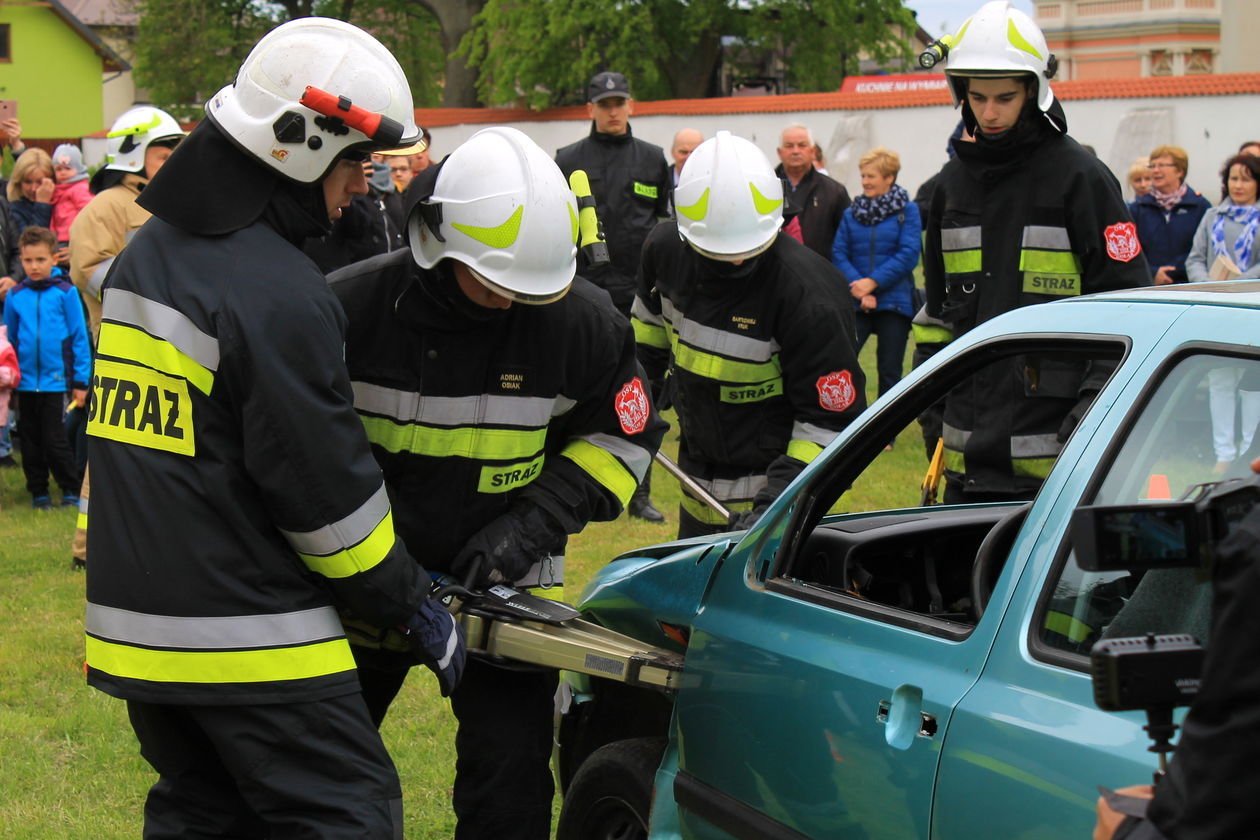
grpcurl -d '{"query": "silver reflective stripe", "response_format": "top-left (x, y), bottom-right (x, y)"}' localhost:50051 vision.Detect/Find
top-left (694, 473), bottom-right (768, 502)
top-left (79, 495), bottom-right (89, 514)
top-left (791, 421), bottom-right (838, 447)
top-left (584, 432), bottom-right (653, 481)
top-left (281, 483), bottom-right (390, 557)
top-left (942, 423), bottom-right (970, 450)
top-left (941, 226), bottom-right (982, 251)
top-left (630, 296), bottom-right (664, 327)
top-left (1011, 432), bottom-right (1062, 458)
top-left (86, 602), bottom-right (343, 649)
top-left (103, 289), bottom-right (221, 371)
top-left (1022, 225), bottom-right (1072, 250)
top-left (86, 256), bottom-right (114, 299)
top-left (352, 382), bottom-right (555, 428)
top-left (661, 298), bottom-right (779, 362)
top-left (515, 555), bottom-right (564, 589)
top-left (551, 395), bottom-right (577, 417)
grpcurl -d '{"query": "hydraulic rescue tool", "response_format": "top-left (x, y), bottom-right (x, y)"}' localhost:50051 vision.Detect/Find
top-left (430, 571), bottom-right (684, 691)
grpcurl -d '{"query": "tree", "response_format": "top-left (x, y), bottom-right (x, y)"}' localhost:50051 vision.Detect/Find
top-left (458, 0), bottom-right (917, 109)
top-left (131, 0), bottom-right (275, 119)
top-left (410, 0), bottom-right (488, 107)
top-left (131, 0), bottom-right (448, 114)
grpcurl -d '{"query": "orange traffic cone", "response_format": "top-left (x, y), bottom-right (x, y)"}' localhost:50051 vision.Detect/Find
top-left (1145, 474), bottom-right (1171, 500)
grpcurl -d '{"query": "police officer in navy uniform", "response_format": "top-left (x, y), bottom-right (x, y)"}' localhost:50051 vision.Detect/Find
top-left (923, 1), bottom-right (1150, 504)
top-left (331, 126), bottom-right (666, 840)
top-left (83, 20), bottom-right (464, 838)
top-left (556, 70), bottom-right (672, 523)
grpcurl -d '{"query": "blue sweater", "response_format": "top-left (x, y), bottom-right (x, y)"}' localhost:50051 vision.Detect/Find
top-left (831, 201), bottom-right (922, 317)
top-left (1131, 186), bottom-right (1212, 283)
top-left (2, 268), bottom-right (91, 392)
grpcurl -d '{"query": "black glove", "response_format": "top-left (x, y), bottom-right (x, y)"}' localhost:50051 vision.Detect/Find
top-left (1058, 390), bottom-right (1098, 443)
top-left (401, 598), bottom-right (467, 697)
top-left (727, 507), bottom-right (765, 531)
top-left (450, 504), bottom-right (562, 588)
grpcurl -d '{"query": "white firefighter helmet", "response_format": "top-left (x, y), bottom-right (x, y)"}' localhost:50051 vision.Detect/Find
top-left (944, 0), bottom-right (1056, 112)
top-left (206, 17), bottom-right (423, 183)
top-left (410, 126), bottom-right (578, 305)
top-left (102, 106), bottom-right (184, 174)
top-left (674, 130), bottom-right (782, 262)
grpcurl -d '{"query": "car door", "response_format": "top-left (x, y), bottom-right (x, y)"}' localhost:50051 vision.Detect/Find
top-left (668, 322), bottom-right (1134, 839)
top-left (933, 303), bottom-right (1260, 838)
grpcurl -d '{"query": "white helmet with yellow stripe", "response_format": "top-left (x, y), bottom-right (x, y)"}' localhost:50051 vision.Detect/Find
top-left (410, 126), bottom-right (578, 304)
top-left (674, 130), bottom-right (782, 262)
top-left (943, 0), bottom-right (1057, 112)
top-left (102, 106), bottom-right (184, 174)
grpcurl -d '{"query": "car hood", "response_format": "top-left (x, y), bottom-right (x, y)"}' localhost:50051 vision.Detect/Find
top-left (575, 533), bottom-right (739, 653)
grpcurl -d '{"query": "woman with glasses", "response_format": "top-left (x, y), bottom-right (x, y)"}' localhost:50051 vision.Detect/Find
top-left (1186, 154), bottom-right (1260, 473)
top-left (1131, 145), bottom-right (1212, 285)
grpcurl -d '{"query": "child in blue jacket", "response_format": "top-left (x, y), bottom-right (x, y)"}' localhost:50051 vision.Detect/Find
top-left (3, 226), bottom-right (90, 508)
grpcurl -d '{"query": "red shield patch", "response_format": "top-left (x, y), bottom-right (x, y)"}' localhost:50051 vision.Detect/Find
top-left (1104, 222), bottom-right (1141, 263)
top-left (615, 377), bottom-right (649, 435)
top-left (816, 370), bottom-right (856, 413)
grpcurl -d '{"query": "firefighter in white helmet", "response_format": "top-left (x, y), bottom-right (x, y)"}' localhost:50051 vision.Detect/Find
top-left (922, 0), bottom-right (1150, 504)
top-left (83, 18), bottom-right (464, 837)
top-left (632, 130), bottom-right (865, 538)
top-left (330, 125), bottom-right (666, 840)
top-left (67, 106), bottom-right (187, 570)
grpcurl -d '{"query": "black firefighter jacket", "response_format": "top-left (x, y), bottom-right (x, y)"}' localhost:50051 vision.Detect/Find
top-left (923, 100), bottom-right (1150, 495)
top-left (632, 223), bottom-right (865, 519)
top-left (84, 216), bottom-right (427, 705)
top-left (330, 251), bottom-right (667, 587)
top-left (556, 125), bottom-right (672, 314)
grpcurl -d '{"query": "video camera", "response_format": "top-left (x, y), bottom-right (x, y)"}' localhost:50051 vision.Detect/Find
top-left (1072, 471), bottom-right (1260, 575)
top-left (1068, 472), bottom-right (1260, 780)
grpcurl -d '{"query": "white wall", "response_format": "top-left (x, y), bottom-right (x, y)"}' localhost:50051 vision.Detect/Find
top-left (425, 91), bottom-right (1260, 204)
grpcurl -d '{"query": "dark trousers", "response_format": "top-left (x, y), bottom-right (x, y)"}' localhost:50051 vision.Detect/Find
top-left (16, 391), bottom-right (81, 497)
top-left (126, 694), bottom-right (403, 839)
top-left (854, 310), bottom-right (912, 398)
top-left (354, 650), bottom-right (558, 840)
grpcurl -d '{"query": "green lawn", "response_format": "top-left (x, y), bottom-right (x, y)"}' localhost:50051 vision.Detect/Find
top-left (0, 339), bottom-right (924, 837)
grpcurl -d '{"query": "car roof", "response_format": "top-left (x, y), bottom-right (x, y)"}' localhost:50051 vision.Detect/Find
top-left (1078, 279), bottom-right (1260, 308)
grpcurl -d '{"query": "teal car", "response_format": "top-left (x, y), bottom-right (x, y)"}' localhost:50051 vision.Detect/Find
top-left (554, 282), bottom-right (1257, 839)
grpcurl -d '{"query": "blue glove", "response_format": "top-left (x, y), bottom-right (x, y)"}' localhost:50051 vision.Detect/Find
top-left (401, 598), bottom-right (467, 697)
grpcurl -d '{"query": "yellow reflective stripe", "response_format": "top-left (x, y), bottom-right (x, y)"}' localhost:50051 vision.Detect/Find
top-left (1044, 610), bottom-right (1092, 643)
top-left (1019, 249), bottom-right (1081, 275)
top-left (361, 414), bottom-right (546, 460)
top-left (98, 322), bottom-right (214, 395)
top-left (525, 585), bottom-right (568, 603)
top-left (913, 323), bottom-right (953, 344)
top-left (1012, 456), bottom-right (1056, 479)
top-left (787, 439), bottom-right (824, 464)
top-left (107, 111), bottom-right (163, 138)
top-left (672, 341), bottom-right (781, 383)
top-left (478, 455), bottom-right (545, 494)
top-left (77, 512), bottom-right (88, 531)
top-left (720, 378), bottom-right (782, 404)
top-left (943, 250), bottom-right (982, 274)
top-left (749, 183), bottom-right (782, 214)
top-left (681, 493), bottom-right (752, 526)
top-left (85, 635), bottom-right (355, 683)
top-left (1008, 18), bottom-right (1044, 59)
top-left (561, 439), bottom-right (637, 506)
top-left (633, 182), bottom-right (659, 199)
top-left (632, 317), bottom-right (670, 349)
top-left (451, 205), bottom-right (524, 249)
top-left (676, 188), bottom-right (709, 222)
top-left (1023, 273), bottom-right (1080, 296)
top-left (298, 509), bottom-right (396, 579)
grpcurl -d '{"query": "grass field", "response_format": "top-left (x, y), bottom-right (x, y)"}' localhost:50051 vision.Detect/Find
top-left (0, 341), bottom-right (924, 838)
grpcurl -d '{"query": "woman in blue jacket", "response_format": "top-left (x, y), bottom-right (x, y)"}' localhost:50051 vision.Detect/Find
top-left (832, 146), bottom-right (921, 409)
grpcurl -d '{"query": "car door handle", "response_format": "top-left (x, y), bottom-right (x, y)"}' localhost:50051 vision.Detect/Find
top-left (876, 684), bottom-right (938, 749)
